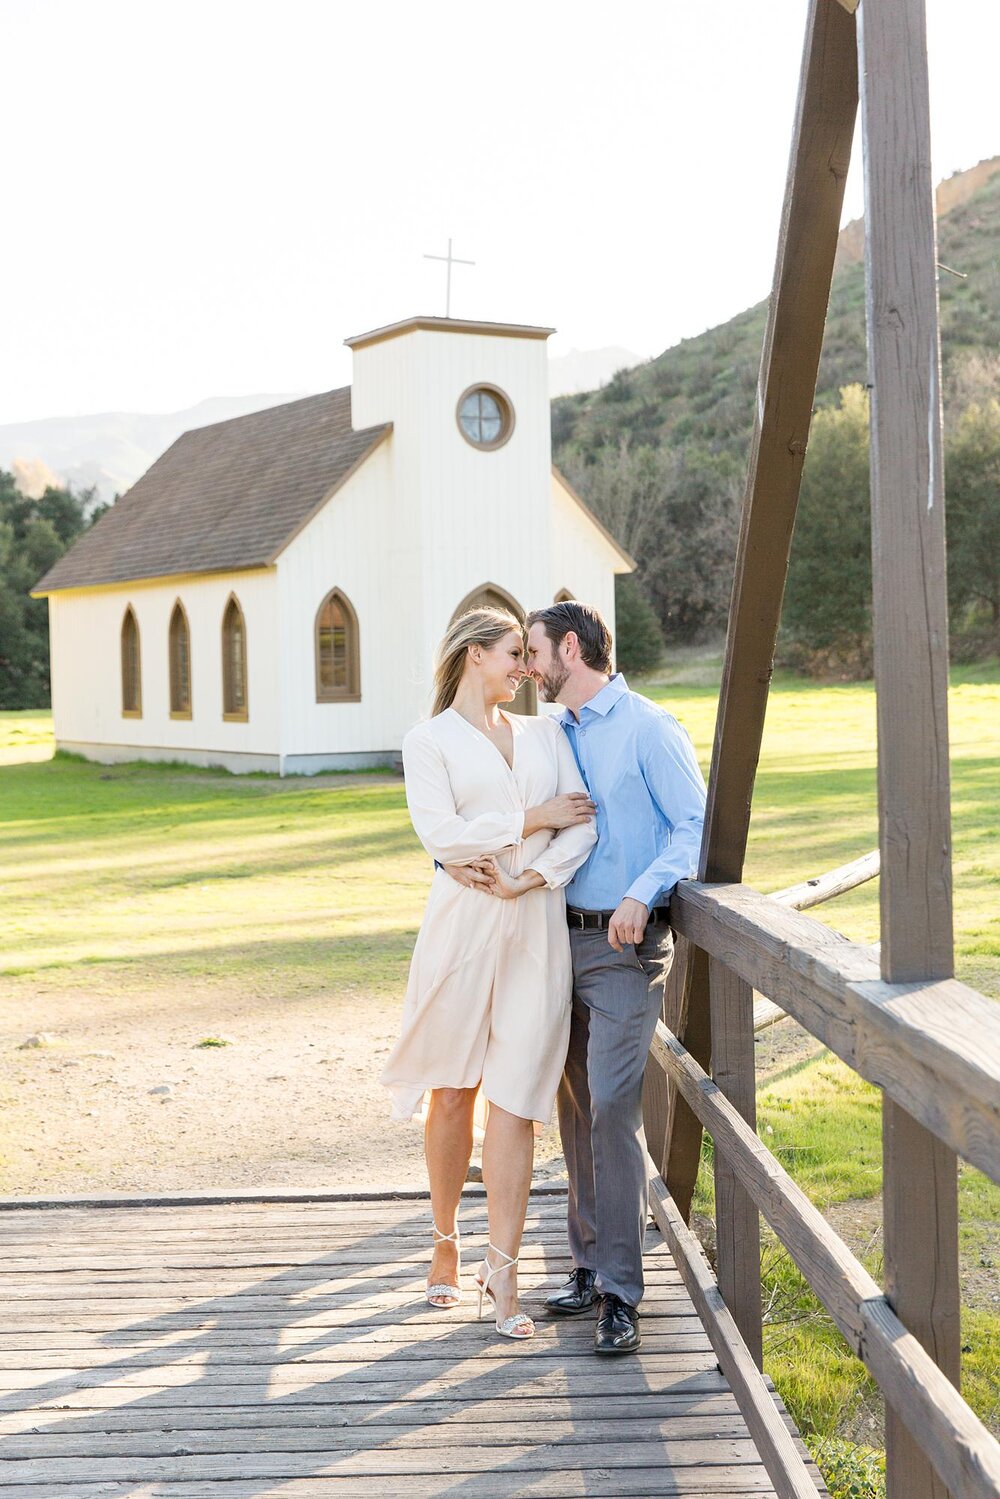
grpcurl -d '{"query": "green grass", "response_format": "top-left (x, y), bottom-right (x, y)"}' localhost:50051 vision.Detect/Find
top-left (1, 666), bottom-right (998, 1479)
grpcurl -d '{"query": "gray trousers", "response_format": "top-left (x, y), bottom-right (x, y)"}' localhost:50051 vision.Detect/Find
top-left (557, 925), bottom-right (674, 1307)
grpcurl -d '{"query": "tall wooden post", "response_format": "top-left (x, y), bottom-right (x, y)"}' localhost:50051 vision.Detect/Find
top-left (664, 0), bottom-right (858, 1219)
top-left (858, 2), bottom-right (961, 1495)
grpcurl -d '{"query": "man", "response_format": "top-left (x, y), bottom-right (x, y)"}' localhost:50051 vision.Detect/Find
top-left (525, 600), bottom-right (706, 1356)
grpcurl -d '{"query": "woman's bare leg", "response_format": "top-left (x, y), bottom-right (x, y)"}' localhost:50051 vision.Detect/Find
top-left (424, 1087), bottom-right (477, 1298)
top-left (480, 1102), bottom-right (535, 1325)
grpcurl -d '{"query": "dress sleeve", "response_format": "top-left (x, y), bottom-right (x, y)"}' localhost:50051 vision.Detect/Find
top-left (526, 724), bottom-right (599, 890)
top-left (403, 726), bottom-right (524, 866)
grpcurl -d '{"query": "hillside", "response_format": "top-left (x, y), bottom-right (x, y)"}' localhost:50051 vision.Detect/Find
top-left (0, 395), bottom-right (301, 506)
top-left (552, 158), bottom-right (1000, 469)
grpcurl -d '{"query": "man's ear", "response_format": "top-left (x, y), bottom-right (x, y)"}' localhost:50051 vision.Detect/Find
top-left (561, 630), bottom-right (580, 661)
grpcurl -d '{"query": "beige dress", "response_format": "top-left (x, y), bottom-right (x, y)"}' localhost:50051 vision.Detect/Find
top-left (381, 708), bottom-right (598, 1124)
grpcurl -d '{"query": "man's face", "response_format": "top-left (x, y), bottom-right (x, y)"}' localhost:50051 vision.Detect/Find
top-left (527, 622), bottom-right (571, 703)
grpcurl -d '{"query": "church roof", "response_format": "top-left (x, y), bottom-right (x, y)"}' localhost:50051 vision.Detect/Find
top-left (34, 388), bottom-right (391, 594)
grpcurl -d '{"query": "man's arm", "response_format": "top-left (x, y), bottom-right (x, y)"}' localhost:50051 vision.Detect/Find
top-left (606, 714), bottom-right (707, 951)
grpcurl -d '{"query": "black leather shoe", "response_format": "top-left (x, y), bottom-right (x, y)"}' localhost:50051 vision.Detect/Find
top-left (594, 1293), bottom-right (641, 1355)
top-left (545, 1267), bottom-right (598, 1316)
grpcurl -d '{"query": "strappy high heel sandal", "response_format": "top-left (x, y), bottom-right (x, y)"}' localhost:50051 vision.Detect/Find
top-left (475, 1243), bottom-right (535, 1340)
top-left (425, 1225), bottom-right (463, 1308)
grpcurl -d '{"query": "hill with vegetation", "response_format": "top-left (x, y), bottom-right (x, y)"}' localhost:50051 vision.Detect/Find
top-left (554, 159), bottom-right (1000, 668)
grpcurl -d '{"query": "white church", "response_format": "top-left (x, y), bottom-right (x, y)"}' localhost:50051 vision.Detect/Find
top-left (35, 316), bottom-right (633, 774)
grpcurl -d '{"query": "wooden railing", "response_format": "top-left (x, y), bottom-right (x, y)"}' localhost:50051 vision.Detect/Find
top-left (638, 4), bottom-right (1000, 1496)
top-left (644, 879), bottom-right (1000, 1499)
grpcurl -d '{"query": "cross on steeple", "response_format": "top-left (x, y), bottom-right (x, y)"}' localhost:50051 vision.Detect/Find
top-left (423, 238), bottom-right (475, 318)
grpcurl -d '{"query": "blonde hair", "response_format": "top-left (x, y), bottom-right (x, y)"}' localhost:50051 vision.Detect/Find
top-left (431, 607), bottom-right (523, 717)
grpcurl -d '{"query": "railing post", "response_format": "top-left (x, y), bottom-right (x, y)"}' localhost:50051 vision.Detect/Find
top-left (710, 957), bottom-right (762, 1368)
top-left (858, 2), bottom-right (961, 1495)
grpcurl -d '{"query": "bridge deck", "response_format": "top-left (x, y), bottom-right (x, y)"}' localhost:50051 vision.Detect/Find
top-left (0, 1190), bottom-right (825, 1497)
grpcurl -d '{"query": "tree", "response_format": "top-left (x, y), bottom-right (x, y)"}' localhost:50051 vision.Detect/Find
top-left (946, 398), bottom-right (1000, 634)
top-left (563, 437), bottom-right (742, 643)
top-left (614, 574), bottom-right (665, 675)
top-left (0, 470), bottom-right (98, 709)
top-left (781, 385), bottom-right (872, 675)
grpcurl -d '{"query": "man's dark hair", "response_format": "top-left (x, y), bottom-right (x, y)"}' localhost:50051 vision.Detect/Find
top-left (526, 600), bottom-right (613, 674)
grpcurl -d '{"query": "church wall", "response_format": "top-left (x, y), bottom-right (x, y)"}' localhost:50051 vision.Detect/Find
top-left (48, 569), bottom-right (282, 771)
top-left (550, 475), bottom-right (623, 659)
top-left (353, 327), bottom-right (555, 660)
top-left (275, 438), bottom-right (420, 765)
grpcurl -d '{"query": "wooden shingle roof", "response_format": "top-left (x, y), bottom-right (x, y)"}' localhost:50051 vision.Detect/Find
top-left (34, 388), bottom-right (390, 594)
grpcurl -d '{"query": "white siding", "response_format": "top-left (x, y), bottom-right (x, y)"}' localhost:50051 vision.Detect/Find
top-left (550, 473), bottom-right (628, 659)
top-left (48, 569), bottom-right (280, 768)
top-left (276, 438), bottom-right (421, 759)
top-left (352, 329), bottom-right (554, 658)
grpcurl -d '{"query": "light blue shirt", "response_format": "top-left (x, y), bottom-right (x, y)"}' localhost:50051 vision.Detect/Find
top-left (560, 674), bottom-right (707, 912)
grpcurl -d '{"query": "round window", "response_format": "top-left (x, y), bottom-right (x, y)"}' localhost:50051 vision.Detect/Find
top-left (456, 385), bottom-right (514, 450)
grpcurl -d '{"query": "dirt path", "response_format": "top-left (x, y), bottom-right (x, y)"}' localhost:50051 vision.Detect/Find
top-left (0, 975), bottom-right (567, 1198)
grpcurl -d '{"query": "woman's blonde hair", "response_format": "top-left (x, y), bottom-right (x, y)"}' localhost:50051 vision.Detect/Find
top-left (431, 607), bottom-right (523, 717)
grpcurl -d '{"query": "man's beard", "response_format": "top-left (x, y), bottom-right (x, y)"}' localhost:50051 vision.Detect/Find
top-left (535, 660), bottom-right (570, 702)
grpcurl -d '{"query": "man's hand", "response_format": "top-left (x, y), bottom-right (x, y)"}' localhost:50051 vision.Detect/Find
top-left (607, 897), bottom-right (649, 952)
top-left (442, 859), bottom-right (494, 892)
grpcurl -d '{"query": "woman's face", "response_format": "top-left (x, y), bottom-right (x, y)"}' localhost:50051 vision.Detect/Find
top-left (476, 630), bottom-right (526, 704)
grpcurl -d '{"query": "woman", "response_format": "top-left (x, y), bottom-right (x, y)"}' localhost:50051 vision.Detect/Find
top-left (380, 607), bottom-right (597, 1339)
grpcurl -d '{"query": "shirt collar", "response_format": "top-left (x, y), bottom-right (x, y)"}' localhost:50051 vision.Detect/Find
top-left (560, 673), bottom-right (629, 726)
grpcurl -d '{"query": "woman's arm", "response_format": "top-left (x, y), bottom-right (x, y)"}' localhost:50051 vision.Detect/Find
top-left (403, 728), bottom-right (524, 865)
top-left (521, 791), bottom-right (595, 839)
top-left (524, 728), bottom-right (599, 889)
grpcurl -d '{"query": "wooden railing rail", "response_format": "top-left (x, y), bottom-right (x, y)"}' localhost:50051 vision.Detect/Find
top-left (754, 850), bottom-right (881, 1031)
top-left (670, 881), bottom-right (1000, 1186)
top-left (647, 1020), bottom-right (1000, 1499)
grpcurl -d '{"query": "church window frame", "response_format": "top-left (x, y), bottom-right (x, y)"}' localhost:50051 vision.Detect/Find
top-left (450, 582), bottom-right (536, 716)
top-left (120, 605), bottom-right (142, 719)
top-left (315, 588), bottom-right (361, 703)
top-left (455, 383), bottom-right (515, 451)
top-left (221, 594), bottom-right (249, 722)
top-left (554, 587), bottom-right (576, 604)
top-left (168, 599), bottom-right (193, 720)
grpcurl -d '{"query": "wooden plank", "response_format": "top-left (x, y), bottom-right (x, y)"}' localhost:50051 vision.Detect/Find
top-left (666, 0), bottom-right (859, 1217)
top-left (647, 1172), bottom-right (823, 1499)
top-left (859, 0), bottom-right (960, 1495)
top-left (0, 1413), bottom-right (780, 1458)
top-left (670, 881), bottom-right (1000, 1184)
top-left (709, 957), bottom-right (762, 1367)
top-left (650, 1020), bottom-right (1000, 1499)
top-left (0, 1473), bottom-right (788, 1497)
top-left (0, 1393), bottom-right (745, 1437)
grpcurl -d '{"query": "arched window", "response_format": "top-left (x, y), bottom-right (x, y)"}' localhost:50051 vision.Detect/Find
top-left (316, 589), bottom-right (360, 702)
top-left (450, 583), bottom-right (536, 716)
top-left (168, 601), bottom-right (192, 718)
top-left (555, 588), bottom-right (575, 603)
top-left (120, 606), bottom-right (141, 718)
top-left (221, 595), bottom-right (248, 721)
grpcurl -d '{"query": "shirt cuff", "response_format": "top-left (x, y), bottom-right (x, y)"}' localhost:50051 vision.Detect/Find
top-left (526, 859), bottom-right (559, 890)
top-left (625, 874), bottom-right (664, 910)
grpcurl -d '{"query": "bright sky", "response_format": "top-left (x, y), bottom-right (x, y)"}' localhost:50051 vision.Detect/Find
top-left (3, 0), bottom-right (997, 423)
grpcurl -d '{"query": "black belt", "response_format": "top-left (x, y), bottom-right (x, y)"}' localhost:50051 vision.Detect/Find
top-left (566, 906), bottom-right (671, 931)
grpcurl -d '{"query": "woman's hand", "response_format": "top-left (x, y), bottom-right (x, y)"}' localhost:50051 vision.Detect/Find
top-left (441, 858), bottom-right (495, 892)
top-left (523, 792), bottom-right (596, 836)
top-left (484, 859), bottom-right (546, 900)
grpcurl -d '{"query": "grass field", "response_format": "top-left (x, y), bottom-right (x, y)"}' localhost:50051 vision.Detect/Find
top-left (1, 661), bottom-right (997, 1488)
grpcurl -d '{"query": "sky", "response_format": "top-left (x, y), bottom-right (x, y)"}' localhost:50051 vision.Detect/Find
top-left (2, 0), bottom-right (998, 423)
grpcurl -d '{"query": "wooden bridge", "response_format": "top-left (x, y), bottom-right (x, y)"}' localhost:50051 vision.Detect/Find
top-left (3, 2), bottom-right (1000, 1497)
top-left (0, 1187), bottom-right (826, 1498)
